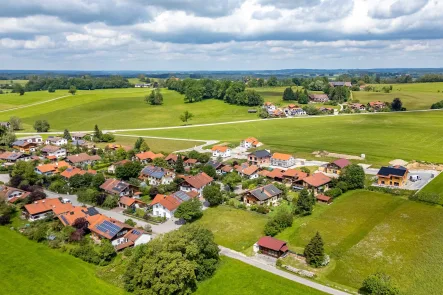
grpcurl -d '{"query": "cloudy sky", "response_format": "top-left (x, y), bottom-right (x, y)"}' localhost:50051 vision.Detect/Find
top-left (1, 0), bottom-right (442, 71)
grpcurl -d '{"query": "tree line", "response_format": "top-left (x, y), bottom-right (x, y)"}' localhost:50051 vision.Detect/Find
top-left (165, 78), bottom-right (264, 106)
top-left (24, 76), bottom-right (132, 91)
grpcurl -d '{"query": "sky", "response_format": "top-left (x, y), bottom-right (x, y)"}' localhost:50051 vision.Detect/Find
top-left (1, 0), bottom-right (443, 71)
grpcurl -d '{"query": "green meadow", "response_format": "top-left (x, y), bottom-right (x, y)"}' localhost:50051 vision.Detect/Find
top-left (0, 227), bottom-right (128, 295)
top-left (195, 256), bottom-right (326, 295)
top-left (119, 110), bottom-right (443, 166)
top-left (420, 172), bottom-right (443, 195)
top-left (0, 79), bottom-right (28, 85)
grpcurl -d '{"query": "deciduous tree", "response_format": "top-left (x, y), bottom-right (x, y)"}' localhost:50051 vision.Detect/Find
top-left (174, 198), bottom-right (203, 222)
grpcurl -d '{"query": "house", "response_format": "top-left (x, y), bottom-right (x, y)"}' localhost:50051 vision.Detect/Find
top-left (12, 140), bottom-right (38, 153)
top-left (271, 109), bottom-right (285, 117)
top-left (323, 158), bottom-right (351, 175)
top-left (17, 135), bottom-right (43, 145)
top-left (180, 172), bottom-right (213, 196)
top-left (256, 236), bottom-right (289, 258)
top-left (134, 151), bottom-right (164, 163)
top-left (271, 153), bottom-right (295, 168)
top-left (23, 198), bottom-right (73, 221)
top-left (150, 194), bottom-right (182, 219)
top-left (139, 165), bottom-right (176, 185)
top-left (0, 151), bottom-right (31, 162)
top-left (349, 103), bottom-right (366, 111)
top-left (0, 185), bottom-right (30, 203)
top-left (240, 137), bottom-right (262, 149)
top-left (45, 136), bottom-right (68, 146)
top-left (89, 215), bottom-right (134, 248)
top-left (309, 94), bottom-right (329, 103)
top-left (316, 194), bottom-right (332, 204)
top-left (118, 196), bottom-right (147, 210)
top-left (303, 172), bottom-right (331, 195)
top-left (282, 169), bottom-right (308, 185)
top-left (41, 145), bottom-right (67, 159)
top-left (100, 179), bottom-right (133, 197)
top-left (165, 153), bottom-right (179, 165)
top-left (114, 228), bottom-right (151, 251)
top-left (211, 145), bottom-right (231, 158)
top-left (57, 206), bottom-right (100, 226)
top-left (248, 150), bottom-right (272, 166)
top-left (184, 158), bottom-right (198, 168)
top-left (35, 161), bottom-right (70, 176)
top-left (106, 144), bottom-right (132, 152)
top-left (207, 160), bottom-right (224, 175)
top-left (107, 159), bottom-right (130, 174)
top-left (60, 167), bottom-right (97, 180)
top-left (71, 132), bottom-right (88, 141)
top-left (266, 168), bottom-right (285, 181)
top-left (286, 107), bottom-right (307, 116)
top-left (329, 81), bottom-right (352, 87)
top-left (368, 101), bottom-right (387, 110)
top-left (67, 153), bottom-right (101, 166)
top-left (236, 163), bottom-right (259, 179)
top-left (243, 184), bottom-right (283, 206)
top-left (318, 107), bottom-right (334, 114)
top-left (263, 102), bottom-right (276, 113)
top-left (220, 165), bottom-right (234, 174)
top-left (377, 166), bottom-right (409, 187)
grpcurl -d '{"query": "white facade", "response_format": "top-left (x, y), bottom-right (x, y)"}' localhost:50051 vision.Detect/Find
top-left (152, 203), bottom-right (174, 219)
top-left (271, 157), bottom-right (296, 168)
top-left (18, 136), bottom-right (43, 144)
top-left (45, 137), bottom-right (68, 146)
top-left (212, 148), bottom-right (231, 158)
top-left (47, 148), bottom-right (67, 159)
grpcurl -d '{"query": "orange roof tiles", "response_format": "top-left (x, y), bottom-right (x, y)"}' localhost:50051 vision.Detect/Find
top-left (303, 173), bottom-right (331, 187)
top-left (283, 169), bottom-right (308, 180)
top-left (36, 163), bottom-right (58, 173)
top-left (119, 196), bottom-right (135, 206)
top-left (271, 153), bottom-right (293, 161)
top-left (211, 145), bottom-right (229, 152)
top-left (183, 172), bottom-right (213, 189)
top-left (267, 168), bottom-right (284, 179)
top-left (242, 165), bottom-right (259, 176)
top-left (24, 198), bottom-right (64, 215)
top-left (151, 194), bottom-right (182, 212)
top-left (136, 151), bottom-right (164, 161)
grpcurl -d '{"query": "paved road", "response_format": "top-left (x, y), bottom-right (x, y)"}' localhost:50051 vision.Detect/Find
top-left (219, 246), bottom-right (351, 295)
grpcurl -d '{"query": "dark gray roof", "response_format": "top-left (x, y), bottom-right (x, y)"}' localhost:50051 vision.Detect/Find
top-left (207, 161), bottom-right (222, 169)
top-left (141, 165), bottom-right (166, 179)
top-left (378, 166), bottom-right (407, 177)
top-left (12, 140), bottom-right (27, 147)
top-left (173, 191), bottom-right (191, 202)
top-left (249, 184), bottom-right (282, 201)
top-left (250, 150), bottom-right (271, 158)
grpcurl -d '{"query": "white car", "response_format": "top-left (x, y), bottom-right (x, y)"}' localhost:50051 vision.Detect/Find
top-left (62, 198), bottom-right (72, 204)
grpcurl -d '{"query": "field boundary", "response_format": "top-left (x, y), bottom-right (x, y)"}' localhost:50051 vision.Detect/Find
top-left (0, 94), bottom-right (73, 113)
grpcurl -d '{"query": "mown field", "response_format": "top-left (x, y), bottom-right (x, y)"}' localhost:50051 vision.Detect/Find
top-left (194, 206), bottom-right (268, 252)
top-left (0, 227), bottom-right (128, 295)
top-left (119, 110), bottom-right (443, 166)
top-left (102, 135), bottom-right (201, 153)
top-left (354, 82), bottom-right (443, 110)
top-left (277, 190), bottom-right (443, 295)
top-left (195, 256), bottom-right (326, 295)
top-left (420, 172), bottom-right (443, 195)
top-left (0, 91), bottom-right (63, 110)
top-left (0, 88), bottom-right (265, 131)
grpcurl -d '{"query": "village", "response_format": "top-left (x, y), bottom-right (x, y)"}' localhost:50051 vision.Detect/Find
top-left (0, 123), bottom-right (438, 259)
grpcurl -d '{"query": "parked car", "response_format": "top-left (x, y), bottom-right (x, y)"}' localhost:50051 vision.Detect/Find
top-left (409, 175), bottom-right (421, 182)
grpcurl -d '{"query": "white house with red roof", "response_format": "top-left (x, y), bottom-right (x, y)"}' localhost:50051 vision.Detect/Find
top-left (179, 172), bottom-right (214, 196)
top-left (150, 191), bottom-right (198, 219)
top-left (211, 145), bottom-right (231, 158)
top-left (240, 137), bottom-right (262, 149)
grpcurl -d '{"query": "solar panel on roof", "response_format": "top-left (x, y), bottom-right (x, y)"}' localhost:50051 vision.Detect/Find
top-left (132, 230), bottom-right (140, 235)
top-left (60, 215), bottom-right (68, 224)
top-left (87, 207), bottom-right (99, 216)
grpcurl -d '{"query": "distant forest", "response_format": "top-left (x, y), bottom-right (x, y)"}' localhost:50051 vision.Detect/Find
top-left (23, 76), bottom-right (132, 91)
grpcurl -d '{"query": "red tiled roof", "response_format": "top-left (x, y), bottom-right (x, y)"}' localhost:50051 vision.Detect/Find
top-left (67, 153), bottom-right (101, 164)
top-left (267, 168), bottom-right (284, 179)
top-left (221, 165), bottom-right (233, 173)
top-left (316, 194), bottom-right (332, 202)
top-left (136, 151), bottom-right (164, 161)
top-left (183, 172), bottom-right (213, 189)
top-left (242, 165), bottom-right (259, 176)
top-left (303, 173), bottom-right (331, 187)
top-left (165, 154), bottom-right (178, 162)
top-left (119, 196), bottom-right (135, 206)
top-left (257, 236), bottom-right (288, 252)
top-left (212, 145), bottom-right (229, 152)
top-left (271, 153), bottom-right (292, 161)
top-left (332, 158), bottom-right (351, 169)
top-left (283, 169), bottom-right (308, 180)
top-left (25, 198), bottom-right (64, 215)
top-left (151, 194), bottom-right (182, 212)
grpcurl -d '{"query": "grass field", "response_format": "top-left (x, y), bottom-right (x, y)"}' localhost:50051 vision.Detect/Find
top-left (277, 190), bottom-right (443, 295)
top-left (0, 91), bottom-right (64, 110)
top-left (0, 88), bottom-right (265, 131)
top-left (354, 82), bottom-right (443, 110)
top-left (0, 79), bottom-right (28, 85)
top-left (104, 135), bottom-right (201, 153)
top-left (194, 206), bottom-right (268, 252)
top-left (420, 172), bottom-right (443, 195)
top-left (195, 256), bottom-right (326, 295)
top-left (119, 110), bottom-right (443, 166)
top-left (0, 227), bottom-right (127, 295)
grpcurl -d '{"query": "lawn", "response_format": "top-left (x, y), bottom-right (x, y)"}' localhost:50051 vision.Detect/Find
top-left (195, 256), bottom-right (326, 295)
top-left (0, 79), bottom-right (28, 85)
top-left (354, 82), bottom-right (443, 110)
top-left (0, 227), bottom-right (128, 295)
top-left (420, 172), bottom-right (443, 195)
top-left (0, 88), bottom-right (264, 131)
top-left (0, 91), bottom-right (63, 110)
top-left (278, 190), bottom-right (443, 295)
top-left (104, 135), bottom-right (201, 153)
top-left (119, 110), bottom-right (443, 166)
top-left (195, 205), bottom-right (268, 252)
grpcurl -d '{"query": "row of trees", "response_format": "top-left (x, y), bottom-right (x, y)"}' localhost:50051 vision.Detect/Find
top-left (24, 76), bottom-right (132, 91)
top-left (166, 78), bottom-right (264, 106)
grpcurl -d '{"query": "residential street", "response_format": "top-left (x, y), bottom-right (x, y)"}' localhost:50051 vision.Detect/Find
top-left (219, 246), bottom-right (351, 295)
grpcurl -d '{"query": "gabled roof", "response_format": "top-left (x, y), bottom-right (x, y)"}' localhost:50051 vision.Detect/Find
top-left (140, 165), bottom-right (170, 179)
top-left (303, 173), bottom-right (331, 187)
top-left (283, 169), bottom-right (308, 180)
top-left (136, 151), bottom-right (164, 161)
top-left (0, 151), bottom-right (29, 161)
top-left (24, 198), bottom-right (65, 215)
top-left (183, 172), bottom-right (213, 189)
top-left (67, 153), bottom-right (101, 164)
top-left (151, 194), bottom-right (182, 212)
top-left (61, 167), bottom-right (96, 179)
top-left (89, 216), bottom-right (132, 240)
top-left (377, 166), bottom-right (408, 177)
top-left (316, 194), bottom-right (332, 202)
top-left (100, 178), bottom-right (130, 194)
top-left (242, 165), bottom-right (259, 176)
top-left (309, 94), bottom-right (329, 100)
top-left (248, 184), bottom-right (282, 201)
top-left (271, 153), bottom-right (293, 161)
top-left (46, 136), bottom-right (65, 142)
top-left (184, 158), bottom-right (198, 164)
top-left (257, 236), bottom-right (288, 252)
top-left (0, 185), bottom-right (30, 203)
top-left (221, 165), bottom-right (233, 173)
top-left (212, 145), bottom-right (229, 152)
top-left (12, 140), bottom-right (32, 147)
top-left (119, 196), bottom-right (135, 206)
top-left (267, 168), bottom-right (284, 179)
top-left (249, 150), bottom-right (271, 158)
top-left (165, 153), bottom-right (178, 162)
top-left (207, 160), bottom-right (222, 169)
top-left (57, 206), bottom-right (100, 226)
top-left (41, 145), bottom-right (63, 153)
top-left (332, 158), bottom-right (351, 169)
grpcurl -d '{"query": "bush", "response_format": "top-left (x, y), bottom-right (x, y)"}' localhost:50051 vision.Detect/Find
top-left (368, 186), bottom-right (416, 197)
top-left (361, 272), bottom-right (399, 295)
top-left (125, 218), bottom-right (137, 227)
top-left (409, 192), bottom-right (443, 205)
top-left (102, 195), bottom-right (119, 209)
top-left (70, 244), bottom-right (101, 264)
top-left (264, 206), bottom-right (293, 236)
top-left (325, 188), bottom-right (342, 198)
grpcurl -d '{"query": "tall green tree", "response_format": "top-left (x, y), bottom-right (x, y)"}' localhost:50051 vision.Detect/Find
top-left (180, 111), bottom-right (194, 124)
top-left (175, 154), bottom-right (185, 173)
top-left (9, 116), bottom-right (22, 130)
top-left (145, 89), bottom-right (163, 105)
top-left (134, 137), bottom-right (144, 151)
top-left (174, 198), bottom-right (203, 222)
top-left (267, 76), bottom-right (278, 86)
top-left (391, 98), bottom-right (403, 111)
top-left (295, 189), bottom-right (313, 215)
top-left (202, 165), bottom-right (216, 178)
top-left (63, 129), bottom-right (72, 140)
top-left (69, 85), bottom-right (77, 95)
top-left (304, 232), bottom-right (325, 267)
top-left (361, 272), bottom-right (400, 295)
top-left (94, 124), bottom-right (103, 141)
top-left (202, 184), bottom-right (223, 206)
top-left (339, 164), bottom-right (365, 190)
top-left (282, 87), bottom-right (296, 101)
top-left (33, 120), bottom-right (50, 132)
